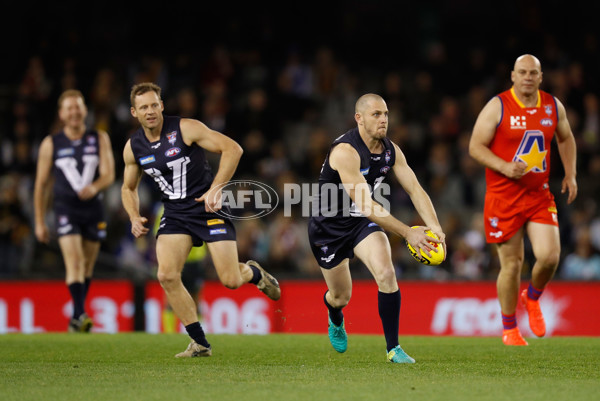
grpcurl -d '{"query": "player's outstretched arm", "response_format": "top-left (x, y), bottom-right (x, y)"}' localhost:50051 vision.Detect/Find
top-left (330, 143), bottom-right (439, 255)
top-left (390, 142), bottom-right (446, 255)
top-left (180, 118), bottom-right (243, 212)
top-left (121, 139), bottom-right (148, 238)
top-left (469, 97), bottom-right (527, 179)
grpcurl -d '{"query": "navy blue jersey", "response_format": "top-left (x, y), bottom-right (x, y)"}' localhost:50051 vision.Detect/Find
top-left (52, 130), bottom-right (102, 211)
top-left (311, 127), bottom-right (396, 229)
top-left (130, 115), bottom-right (214, 212)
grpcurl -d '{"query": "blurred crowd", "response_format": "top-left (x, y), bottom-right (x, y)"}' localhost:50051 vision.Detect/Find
top-left (1, 3), bottom-right (599, 282)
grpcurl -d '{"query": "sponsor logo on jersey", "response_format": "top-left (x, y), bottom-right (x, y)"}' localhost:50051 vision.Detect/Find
top-left (510, 115), bottom-right (527, 129)
top-left (367, 222), bottom-right (379, 227)
top-left (83, 146), bottom-right (97, 153)
top-left (57, 148), bottom-right (75, 157)
top-left (513, 130), bottom-right (547, 173)
top-left (540, 118), bottom-right (553, 126)
top-left (209, 228), bottom-right (227, 235)
top-left (86, 135), bottom-right (97, 145)
top-left (151, 142), bottom-right (161, 149)
top-left (207, 218), bottom-right (225, 226)
top-left (489, 231), bottom-right (503, 238)
top-left (167, 131), bottom-right (177, 145)
top-left (360, 167), bottom-right (370, 175)
top-left (489, 217), bottom-right (499, 228)
top-left (385, 150), bottom-right (391, 164)
top-left (526, 109), bottom-right (537, 115)
top-left (544, 104), bottom-right (553, 116)
top-left (371, 156), bottom-right (381, 161)
top-left (139, 155), bottom-right (156, 165)
top-left (165, 147), bottom-right (181, 157)
top-left (380, 166), bottom-right (390, 174)
top-left (320, 246), bottom-right (328, 253)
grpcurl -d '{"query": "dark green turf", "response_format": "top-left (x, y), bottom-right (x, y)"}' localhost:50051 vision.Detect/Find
top-left (1, 334), bottom-right (598, 401)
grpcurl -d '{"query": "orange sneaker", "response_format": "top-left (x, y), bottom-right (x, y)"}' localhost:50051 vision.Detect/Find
top-left (521, 289), bottom-right (546, 337)
top-left (502, 327), bottom-right (528, 346)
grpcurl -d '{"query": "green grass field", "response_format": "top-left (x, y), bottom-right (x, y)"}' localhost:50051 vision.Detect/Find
top-left (1, 334), bottom-right (599, 401)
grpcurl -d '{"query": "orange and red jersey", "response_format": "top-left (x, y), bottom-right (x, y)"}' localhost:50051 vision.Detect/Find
top-left (486, 87), bottom-right (558, 205)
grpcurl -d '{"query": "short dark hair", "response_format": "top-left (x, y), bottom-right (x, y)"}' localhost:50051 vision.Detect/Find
top-left (130, 82), bottom-right (162, 107)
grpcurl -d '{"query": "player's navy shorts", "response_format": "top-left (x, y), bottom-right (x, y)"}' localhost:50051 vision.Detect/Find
top-left (308, 217), bottom-right (384, 269)
top-left (157, 203), bottom-right (236, 247)
top-left (54, 204), bottom-right (106, 242)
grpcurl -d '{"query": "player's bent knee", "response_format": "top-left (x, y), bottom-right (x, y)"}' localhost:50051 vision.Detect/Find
top-left (329, 292), bottom-right (351, 308)
top-left (374, 265), bottom-right (397, 286)
top-left (157, 270), bottom-right (181, 288)
top-left (538, 251), bottom-right (560, 270)
top-left (499, 257), bottom-right (523, 275)
top-left (220, 274), bottom-right (243, 290)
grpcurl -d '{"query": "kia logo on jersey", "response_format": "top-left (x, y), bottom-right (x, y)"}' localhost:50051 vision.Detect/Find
top-left (165, 147), bottom-right (181, 157)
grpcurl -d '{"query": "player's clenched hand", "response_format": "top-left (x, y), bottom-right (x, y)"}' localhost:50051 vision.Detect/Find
top-left (78, 184), bottom-right (98, 200)
top-left (405, 226), bottom-right (441, 258)
top-left (195, 186), bottom-right (222, 212)
top-left (502, 161), bottom-right (527, 179)
top-left (131, 216), bottom-right (149, 238)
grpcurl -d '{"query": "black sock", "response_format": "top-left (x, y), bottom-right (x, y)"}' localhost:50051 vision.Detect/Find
top-left (185, 322), bottom-right (210, 348)
top-left (84, 277), bottom-right (92, 300)
top-left (378, 290), bottom-right (401, 352)
top-left (324, 291), bottom-right (344, 326)
top-left (68, 282), bottom-right (85, 319)
top-left (248, 265), bottom-right (261, 285)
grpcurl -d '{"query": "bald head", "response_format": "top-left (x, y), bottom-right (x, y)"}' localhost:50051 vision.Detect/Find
top-left (511, 54), bottom-right (543, 98)
top-left (355, 93), bottom-right (385, 114)
top-left (354, 93), bottom-right (388, 140)
top-left (514, 54), bottom-right (542, 72)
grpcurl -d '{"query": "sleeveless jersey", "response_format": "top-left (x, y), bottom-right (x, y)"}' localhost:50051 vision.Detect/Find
top-left (52, 129), bottom-right (102, 210)
top-left (130, 115), bottom-right (214, 212)
top-left (311, 127), bottom-right (396, 230)
top-left (486, 88), bottom-right (558, 204)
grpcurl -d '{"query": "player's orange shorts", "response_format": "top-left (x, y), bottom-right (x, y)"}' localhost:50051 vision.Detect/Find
top-left (483, 192), bottom-right (558, 244)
